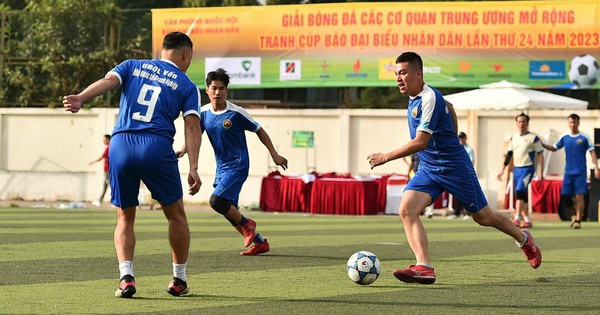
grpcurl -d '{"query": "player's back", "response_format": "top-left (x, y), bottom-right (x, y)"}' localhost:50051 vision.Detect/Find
top-left (110, 59), bottom-right (201, 140)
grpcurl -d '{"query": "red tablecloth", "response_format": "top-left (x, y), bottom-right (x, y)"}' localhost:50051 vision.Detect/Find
top-left (504, 179), bottom-right (561, 213)
top-left (259, 176), bottom-right (312, 212)
top-left (309, 178), bottom-right (380, 215)
top-left (531, 179), bottom-right (561, 213)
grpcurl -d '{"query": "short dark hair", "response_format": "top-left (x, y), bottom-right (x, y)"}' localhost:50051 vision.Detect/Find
top-left (568, 113), bottom-right (580, 122)
top-left (516, 112), bottom-right (530, 122)
top-left (162, 32), bottom-right (193, 50)
top-left (458, 132), bottom-right (467, 138)
top-left (104, 134), bottom-right (111, 140)
top-left (206, 68), bottom-right (230, 87)
top-left (396, 52), bottom-right (423, 71)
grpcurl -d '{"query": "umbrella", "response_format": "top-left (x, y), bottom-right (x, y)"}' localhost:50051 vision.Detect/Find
top-left (445, 80), bottom-right (588, 110)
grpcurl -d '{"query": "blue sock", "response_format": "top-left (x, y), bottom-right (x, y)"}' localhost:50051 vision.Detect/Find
top-left (253, 233), bottom-right (265, 243)
top-left (238, 216), bottom-right (248, 225)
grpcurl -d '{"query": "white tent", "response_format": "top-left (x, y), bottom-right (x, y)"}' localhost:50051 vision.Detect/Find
top-left (445, 80), bottom-right (588, 110)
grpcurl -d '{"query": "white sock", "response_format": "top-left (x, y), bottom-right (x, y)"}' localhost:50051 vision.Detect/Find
top-left (518, 231), bottom-right (528, 247)
top-left (416, 263), bottom-right (433, 269)
top-left (119, 260), bottom-right (133, 278)
top-left (173, 263), bottom-right (187, 281)
top-left (524, 217), bottom-right (531, 222)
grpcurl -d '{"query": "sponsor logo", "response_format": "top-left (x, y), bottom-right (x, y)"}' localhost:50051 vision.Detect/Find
top-left (529, 60), bottom-right (566, 79)
top-left (346, 59), bottom-right (368, 78)
top-left (319, 61), bottom-right (330, 79)
top-left (205, 57), bottom-right (261, 85)
top-left (453, 61), bottom-right (474, 78)
top-left (488, 63), bottom-right (511, 78)
top-left (379, 58), bottom-right (396, 80)
top-left (279, 60), bottom-right (301, 80)
top-left (423, 66), bottom-right (442, 74)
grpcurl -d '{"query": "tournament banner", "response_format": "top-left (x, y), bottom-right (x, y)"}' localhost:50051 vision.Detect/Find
top-left (152, 1), bottom-right (600, 89)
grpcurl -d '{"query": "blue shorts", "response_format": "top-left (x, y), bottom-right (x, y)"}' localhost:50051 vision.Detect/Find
top-left (213, 171), bottom-right (248, 208)
top-left (109, 132), bottom-right (182, 208)
top-left (513, 165), bottom-right (534, 194)
top-left (405, 163), bottom-right (488, 213)
top-left (562, 173), bottom-right (587, 195)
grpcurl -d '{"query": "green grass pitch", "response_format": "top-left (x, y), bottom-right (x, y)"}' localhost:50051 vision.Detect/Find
top-left (1, 207), bottom-right (599, 314)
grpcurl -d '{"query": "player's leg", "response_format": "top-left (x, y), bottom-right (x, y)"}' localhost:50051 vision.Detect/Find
top-left (108, 133), bottom-right (142, 298)
top-left (392, 171), bottom-right (439, 284)
top-left (572, 173), bottom-right (588, 229)
top-left (513, 166), bottom-right (534, 228)
top-left (138, 134), bottom-right (190, 296)
top-left (210, 173), bottom-right (269, 254)
top-left (446, 163), bottom-right (541, 269)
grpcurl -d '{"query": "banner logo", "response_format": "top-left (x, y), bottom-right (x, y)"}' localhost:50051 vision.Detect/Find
top-left (205, 57), bottom-right (261, 85)
top-left (529, 61), bottom-right (566, 79)
top-left (280, 60), bottom-right (302, 80)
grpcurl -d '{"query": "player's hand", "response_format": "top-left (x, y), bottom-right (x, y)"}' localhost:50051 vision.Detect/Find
top-left (175, 150), bottom-right (186, 158)
top-left (273, 154), bottom-right (288, 170)
top-left (367, 153), bottom-right (387, 169)
top-left (595, 167), bottom-right (600, 180)
top-left (63, 95), bottom-right (83, 113)
top-left (496, 171), bottom-right (504, 181)
top-left (187, 169), bottom-right (201, 196)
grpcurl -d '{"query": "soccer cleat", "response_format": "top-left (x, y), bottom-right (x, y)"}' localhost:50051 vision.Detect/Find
top-left (240, 239), bottom-right (270, 256)
top-left (520, 221), bottom-right (533, 228)
top-left (519, 229), bottom-right (542, 269)
top-left (240, 219), bottom-right (257, 247)
top-left (114, 275), bottom-right (136, 298)
top-left (512, 218), bottom-right (521, 227)
top-left (571, 220), bottom-right (581, 229)
top-left (166, 277), bottom-right (189, 297)
top-left (392, 265), bottom-right (436, 284)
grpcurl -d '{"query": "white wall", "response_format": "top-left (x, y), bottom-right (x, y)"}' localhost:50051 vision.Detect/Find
top-left (1, 107), bottom-right (598, 209)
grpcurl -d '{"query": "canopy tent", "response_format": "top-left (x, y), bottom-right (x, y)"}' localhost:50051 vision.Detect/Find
top-left (444, 80), bottom-right (588, 110)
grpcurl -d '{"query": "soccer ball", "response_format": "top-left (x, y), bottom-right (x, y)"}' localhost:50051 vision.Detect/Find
top-left (568, 54), bottom-right (599, 88)
top-left (346, 251), bottom-right (381, 285)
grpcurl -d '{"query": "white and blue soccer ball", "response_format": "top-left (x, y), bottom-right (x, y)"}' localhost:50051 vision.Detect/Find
top-left (568, 54), bottom-right (599, 88)
top-left (346, 251), bottom-right (381, 285)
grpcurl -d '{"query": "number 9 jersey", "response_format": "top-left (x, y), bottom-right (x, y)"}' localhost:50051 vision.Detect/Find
top-left (108, 59), bottom-right (201, 141)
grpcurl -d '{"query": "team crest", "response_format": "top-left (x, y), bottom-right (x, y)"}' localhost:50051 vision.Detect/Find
top-left (223, 119), bottom-right (232, 129)
top-left (411, 106), bottom-right (418, 118)
top-left (577, 139), bottom-right (583, 145)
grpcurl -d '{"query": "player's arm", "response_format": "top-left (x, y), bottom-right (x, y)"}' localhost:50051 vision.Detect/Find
top-left (445, 100), bottom-right (458, 134)
top-left (63, 74), bottom-right (120, 113)
top-left (590, 149), bottom-right (600, 179)
top-left (256, 127), bottom-right (288, 170)
top-left (368, 131), bottom-right (430, 169)
top-left (541, 142), bottom-right (557, 152)
top-left (536, 151), bottom-right (544, 180)
top-left (184, 114), bottom-right (202, 195)
top-left (497, 150), bottom-right (513, 180)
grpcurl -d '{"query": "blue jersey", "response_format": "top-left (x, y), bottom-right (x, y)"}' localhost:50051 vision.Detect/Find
top-left (201, 101), bottom-right (260, 176)
top-left (108, 59), bottom-right (201, 141)
top-left (408, 84), bottom-right (469, 173)
top-left (554, 132), bottom-right (594, 175)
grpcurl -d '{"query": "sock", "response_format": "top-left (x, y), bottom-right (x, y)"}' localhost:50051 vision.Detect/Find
top-left (238, 216), bottom-right (248, 226)
top-left (119, 260), bottom-right (133, 279)
top-left (515, 215), bottom-right (523, 221)
top-left (524, 217), bottom-right (531, 223)
top-left (173, 263), bottom-right (187, 282)
top-left (416, 263), bottom-right (433, 269)
top-left (519, 231), bottom-right (528, 247)
top-left (253, 233), bottom-right (265, 243)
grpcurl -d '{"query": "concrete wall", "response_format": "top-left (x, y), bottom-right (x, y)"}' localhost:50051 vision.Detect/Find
top-left (1, 107), bottom-right (598, 209)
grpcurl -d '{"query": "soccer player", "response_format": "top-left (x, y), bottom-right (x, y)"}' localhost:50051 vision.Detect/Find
top-left (63, 32), bottom-right (201, 298)
top-left (178, 68), bottom-right (288, 255)
top-left (541, 113), bottom-right (600, 229)
top-left (497, 113), bottom-right (544, 228)
top-left (89, 134), bottom-right (111, 207)
top-left (367, 52), bottom-right (541, 285)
